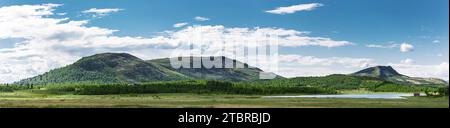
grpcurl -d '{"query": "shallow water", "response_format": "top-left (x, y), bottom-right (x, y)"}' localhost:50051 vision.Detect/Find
top-left (264, 93), bottom-right (415, 99)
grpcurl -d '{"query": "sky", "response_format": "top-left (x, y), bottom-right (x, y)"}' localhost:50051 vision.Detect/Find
top-left (0, 0), bottom-right (449, 83)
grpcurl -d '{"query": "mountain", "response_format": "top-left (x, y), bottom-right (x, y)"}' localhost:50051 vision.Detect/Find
top-left (352, 66), bottom-right (403, 79)
top-left (147, 56), bottom-right (282, 81)
top-left (351, 66), bottom-right (448, 85)
top-left (16, 53), bottom-right (279, 85)
top-left (16, 53), bottom-right (446, 86)
top-left (16, 53), bottom-right (183, 85)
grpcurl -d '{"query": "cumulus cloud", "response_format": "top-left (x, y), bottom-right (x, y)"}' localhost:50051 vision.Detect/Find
top-left (400, 58), bottom-right (415, 65)
top-left (2, 3), bottom-right (445, 83)
top-left (173, 25), bottom-right (353, 48)
top-left (366, 42), bottom-right (414, 53)
top-left (279, 55), bottom-right (373, 68)
top-left (274, 55), bottom-right (375, 78)
top-left (400, 43), bottom-right (414, 52)
top-left (173, 22), bottom-right (189, 28)
top-left (0, 4), bottom-right (353, 83)
top-left (277, 56), bottom-right (449, 81)
top-left (266, 3), bottom-right (323, 14)
top-left (194, 16), bottom-right (210, 21)
top-left (390, 61), bottom-right (449, 80)
top-left (365, 44), bottom-right (398, 49)
top-left (82, 8), bottom-right (123, 18)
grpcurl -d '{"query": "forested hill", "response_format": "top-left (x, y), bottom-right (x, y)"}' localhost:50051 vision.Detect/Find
top-left (15, 53), bottom-right (181, 85)
top-left (14, 53), bottom-right (447, 87)
top-left (15, 53), bottom-right (277, 85)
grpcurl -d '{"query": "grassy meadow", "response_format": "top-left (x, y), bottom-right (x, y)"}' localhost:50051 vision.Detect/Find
top-left (0, 90), bottom-right (448, 108)
top-left (1, 80), bottom-right (448, 108)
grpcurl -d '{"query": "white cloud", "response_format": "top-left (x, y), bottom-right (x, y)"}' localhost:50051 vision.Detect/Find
top-left (0, 3), bottom-right (62, 17)
top-left (365, 44), bottom-right (398, 49)
top-left (390, 62), bottom-right (449, 81)
top-left (366, 42), bottom-right (414, 53)
top-left (278, 56), bottom-right (449, 81)
top-left (56, 12), bottom-right (66, 16)
top-left (82, 8), bottom-right (123, 18)
top-left (277, 66), bottom-right (350, 78)
top-left (173, 22), bottom-right (189, 28)
top-left (3, 3), bottom-right (445, 84)
top-left (275, 55), bottom-right (375, 78)
top-left (400, 58), bottom-right (415, 65)
top-left (400, 43), bottom-right (414, 52)
top-left (0, 4), bottom-right (354, 83)
top-left (365, 44), bottom-right (383, 48)
top-left (279, 55), bottom-right (374, 68)
top-left (194, 16), bottom-right (210, 21)
top-left (171, 25), bottom-right (352, 48)
top-left (266, 3), bottom-right (323, 14)
top-left (432, 40), bottom-right (440, 43)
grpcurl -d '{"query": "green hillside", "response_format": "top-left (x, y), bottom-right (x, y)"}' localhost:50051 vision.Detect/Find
top-left (14, 53), bottom-right (447, 95)
top-left (15, 53), bottom-right (278, 85)
top-left (16, 53), bottom-right (184, 85)
top-left (242, 74), bottom-right (446, 93)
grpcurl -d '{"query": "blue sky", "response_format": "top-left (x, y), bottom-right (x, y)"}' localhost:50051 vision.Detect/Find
top-left (2, 0), bottom-right (448, 62)
top-left (0, 0), bottom-right (448, 82)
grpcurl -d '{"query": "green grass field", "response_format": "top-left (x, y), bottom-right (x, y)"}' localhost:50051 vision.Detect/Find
top-left (0, 90), bottom-right (448, 108)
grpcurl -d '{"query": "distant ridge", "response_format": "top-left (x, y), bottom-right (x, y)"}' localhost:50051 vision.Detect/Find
top-left (352, 66), bottom-right (448, 85)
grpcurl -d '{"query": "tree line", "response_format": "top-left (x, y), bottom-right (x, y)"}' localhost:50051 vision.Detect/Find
top-left (0, 84), bottom-right (34, 92)
top-left (44, 80), bottom-right (338, 95)
top-left (3, 77), bottom-right (448, 96)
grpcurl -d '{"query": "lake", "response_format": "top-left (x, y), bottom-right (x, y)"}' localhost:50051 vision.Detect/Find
top-left (264, 93), bottom-right (415, 99)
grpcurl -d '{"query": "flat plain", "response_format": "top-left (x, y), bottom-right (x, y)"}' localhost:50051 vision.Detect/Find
top-left (0, 91), bottom-right (448, 108)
